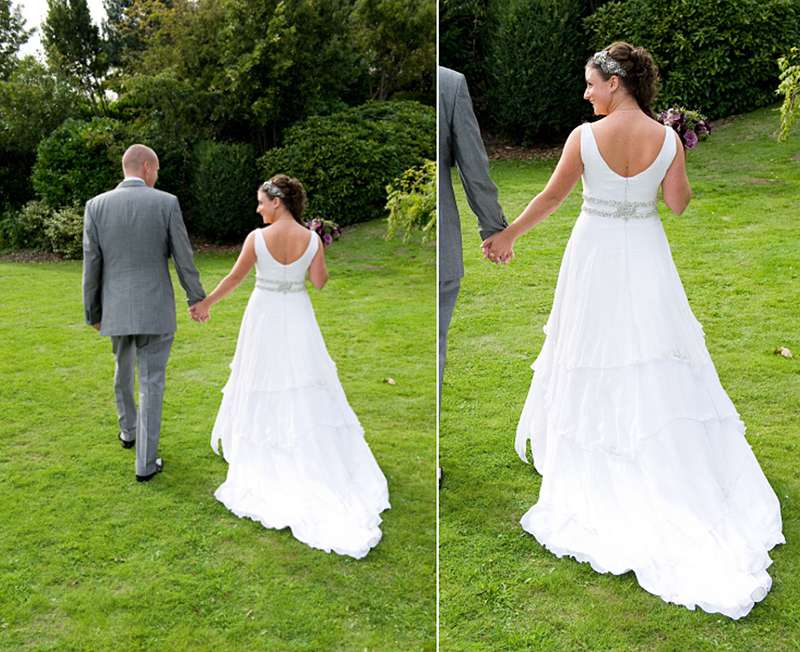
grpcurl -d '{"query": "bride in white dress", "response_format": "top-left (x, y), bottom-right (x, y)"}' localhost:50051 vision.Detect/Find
top-left (191, 175), bottom-right (390, 559)
top-left (483, 42), bottom-right (784, 618)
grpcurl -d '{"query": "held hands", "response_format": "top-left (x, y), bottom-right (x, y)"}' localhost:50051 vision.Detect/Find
top-left (189, 300), bottom-right (210, 323)
top-left (481, 229), bottom-right (515, 264)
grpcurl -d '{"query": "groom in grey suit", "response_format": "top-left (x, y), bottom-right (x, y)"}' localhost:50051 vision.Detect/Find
top-left (83, 144), bottom-right (206, 481)
top-left (438, 66), bottom-right (508, 393)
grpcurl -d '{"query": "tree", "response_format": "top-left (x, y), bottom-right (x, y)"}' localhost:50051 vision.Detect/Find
top-left (0, 0), bottom-right (32, 79)
top-left (215, 0), bottom-right (368, 148)
top-left (352, 0), bottom-right (435, 102)
top-left (102, 0), bottom-right (138, 68)
top-left (0, 56), bottom-right (81, 208)
top-left (42, 0), bottom-right (110, 114)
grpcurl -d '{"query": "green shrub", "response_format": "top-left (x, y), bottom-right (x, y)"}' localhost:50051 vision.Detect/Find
top-left (44, 204), bottom-right (83, 259)
top-left (0, 200), bottom-right (83, 257)
top-left (486, 0), bottom-right (588, 144)
top-left (777, 48), bottom-right (800, 142)
top-left (585, 0), bottom-right (800, 119)
top-left (189, 140), bottom-right (260, 242)
top-left (0, 200), bottom-right (50, 250)
top-left (385, 159), bottom-right (435, 242)
top-left (32, 118), bottom-right (129, 208)
top-left (258, 100), bottom-right (435, 226)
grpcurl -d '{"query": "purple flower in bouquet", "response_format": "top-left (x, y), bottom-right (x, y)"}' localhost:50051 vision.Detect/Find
top-left (305, 217), bottom-right (342, 247)
top-left (658, 106), bottom-right (711, 150)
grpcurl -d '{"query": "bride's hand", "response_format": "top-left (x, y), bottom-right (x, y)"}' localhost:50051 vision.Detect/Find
top-left (482, 231), bottom-right (514, 264)
top-left (189, 300), bottom-right (210, 323)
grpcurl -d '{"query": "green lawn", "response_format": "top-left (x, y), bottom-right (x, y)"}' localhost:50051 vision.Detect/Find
top-left (440, 107), bottom-right (800, 651)
top-left (0, 219), bottom-right (436, 651)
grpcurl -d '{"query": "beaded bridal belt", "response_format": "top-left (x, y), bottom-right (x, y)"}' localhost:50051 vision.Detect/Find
top-left (581, 194), bottom-right (659, 221)
top-left (255, 278), bottom-right (306, 293)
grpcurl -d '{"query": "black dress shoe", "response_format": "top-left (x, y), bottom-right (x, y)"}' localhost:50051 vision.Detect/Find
top-left (136, 458), bottom-right (164, 482)
top-left (118, 432), bottom-right (135, 449)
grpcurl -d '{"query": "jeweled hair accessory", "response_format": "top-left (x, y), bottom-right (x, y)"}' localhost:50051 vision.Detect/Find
top-left (593, 50), bottom-right (627, 77)
top-left (261, 180), bottom-right (285, 198)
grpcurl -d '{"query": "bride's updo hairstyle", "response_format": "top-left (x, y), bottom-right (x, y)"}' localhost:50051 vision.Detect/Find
top-left (260, 174), bottom-right (307, 225)
top-left (587, 42), bottom-right (660, 117)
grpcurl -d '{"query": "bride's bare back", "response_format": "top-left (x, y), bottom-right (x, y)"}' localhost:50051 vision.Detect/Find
top-left (590, 113), bottom-right (671, 178)
top-left (262, 221), bottom-right (313, 265)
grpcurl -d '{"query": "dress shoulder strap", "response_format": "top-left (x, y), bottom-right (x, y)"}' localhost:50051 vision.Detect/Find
top-left (303, 230), bottom-right (319, 265)
top-left (579, 123), bottom-right (592, 168)
top-left (252, 228), bottom-right (267, 260)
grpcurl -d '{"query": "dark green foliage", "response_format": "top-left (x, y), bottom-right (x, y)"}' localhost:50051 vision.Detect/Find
top-left (189, 140), bottom-right (260, 242)
top-left (585, 0), bottom-right (800, 118)
top-left (214, 0), bottom-right (367, 149)
top-left (258, 101), bottom-right (435, 226)
top-left (0, 57), bottom-right (82, 209)
top-left (352, 0), bottom-right (436, 103)
top-left (113, 73), bottom-right (210, 208)
top-left (487, 0), bottom-right (588, 145)
top-left (0, 148), bottom-right (35, 208)
top-left (439, 0), bottom-right (494, 114)
top-left (32, 118), bottom-right (129, 208)
top-left (101, 0), bottom-right (138, 69)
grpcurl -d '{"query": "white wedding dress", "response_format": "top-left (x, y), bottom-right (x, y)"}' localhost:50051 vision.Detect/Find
top-left (515, 123), bottom-right (784, 619)
top-left (211, 228), bottom-right (390, 559)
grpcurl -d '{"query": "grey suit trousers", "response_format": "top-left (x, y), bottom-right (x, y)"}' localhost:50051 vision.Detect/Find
top-left (112, 333), bottom-right (174, 476)
top-left (438, 279), bottom-right (461, 397)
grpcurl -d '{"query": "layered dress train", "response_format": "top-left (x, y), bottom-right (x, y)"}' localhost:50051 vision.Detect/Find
top-left (211, 229), bottom-right (390, 559)
top-left (515, 124), bottom-right (784, 619)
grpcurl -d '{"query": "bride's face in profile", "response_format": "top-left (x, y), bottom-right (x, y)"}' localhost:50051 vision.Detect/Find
top-left (584, 66), bottom-right (619, 116)
top-left (256, 190), bottom-right (279, 224)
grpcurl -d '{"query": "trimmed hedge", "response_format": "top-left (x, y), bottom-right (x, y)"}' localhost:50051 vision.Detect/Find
top-left (31, 118), bottom-right (130, 208)
top-left (189, 140), bottom-right (260, 242)
top-left (487, 0), bottom-right (588, 144)
top-left (585, 0), bottom-right (800, 119)
top-left (258, 101), bottom-right (435, 226)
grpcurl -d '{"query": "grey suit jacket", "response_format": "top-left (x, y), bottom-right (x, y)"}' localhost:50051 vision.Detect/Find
top-left (438, 66), bottom-right (507, 283)
top-left (82, 179), bottom-right (206, 336)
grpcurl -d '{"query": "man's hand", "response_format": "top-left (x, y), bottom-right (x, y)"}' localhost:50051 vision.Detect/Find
top-left (92, 323), bottom-right (101, 331)
top-left (482, 230), bottom-right (514, 264)
top-left (189, 300), bottom-right (210, 323)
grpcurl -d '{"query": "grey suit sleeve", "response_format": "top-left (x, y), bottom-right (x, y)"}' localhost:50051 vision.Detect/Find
top-left (167, 198), bottom-right (206, 305)
top-left (82, 201), bottom-right (103, 325)
top-left (451, 75), bottom-right (507, 240)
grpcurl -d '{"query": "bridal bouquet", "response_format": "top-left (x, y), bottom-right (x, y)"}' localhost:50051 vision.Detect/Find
top-left (658, 107), bottom-right (712, 149)
top-left (306, 218), bottom-right (342, 247)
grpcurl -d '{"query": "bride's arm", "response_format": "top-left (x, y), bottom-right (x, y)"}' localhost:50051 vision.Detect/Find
top-left (308, 234), bottom-right (328, 289)
top-left (190, 231), bottom-right (257, 321)
top-left (484, 127), bottom-right (583, 261)
top-left (661, 131), bottom-right (691, 214)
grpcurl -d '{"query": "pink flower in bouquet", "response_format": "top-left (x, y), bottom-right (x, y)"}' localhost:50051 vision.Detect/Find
top-left (684, 130), bottom-right (699, 149)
